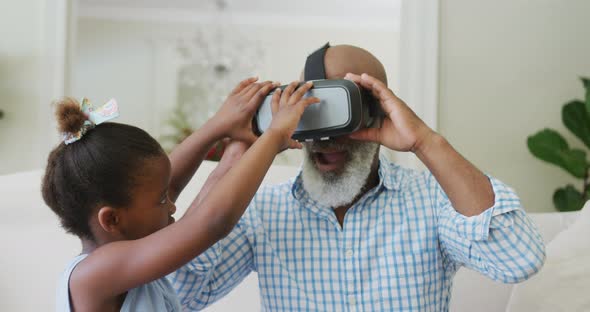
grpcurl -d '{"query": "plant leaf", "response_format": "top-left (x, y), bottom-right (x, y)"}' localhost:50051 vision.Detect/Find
top-left (562, 100), bottom-right (590, 149)
top-left (553, 185), bottom-right (585, 211)
top-left (527, 129), bottom-right (589, 178)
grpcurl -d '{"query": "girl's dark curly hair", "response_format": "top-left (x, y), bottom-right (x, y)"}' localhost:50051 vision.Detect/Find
top-left (41, 98), bottom-right (165, 240)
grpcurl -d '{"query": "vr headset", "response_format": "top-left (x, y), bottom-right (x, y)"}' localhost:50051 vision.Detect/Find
top-left (253, 42), bottom-right (383, 141)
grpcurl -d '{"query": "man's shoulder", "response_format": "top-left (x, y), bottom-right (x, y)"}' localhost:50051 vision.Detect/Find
top-left (243, 178), bottom-right (298, 224)
top-left (250, 178), bottom-right (297, 208)
top-left (379, 159), bottom-right (434, 191)
top-left (257, 179), bottom-right (296, 195)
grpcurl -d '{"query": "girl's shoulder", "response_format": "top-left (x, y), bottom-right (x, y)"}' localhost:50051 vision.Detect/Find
top-left (55, 254), bottom-right (88, 312)
top-left (55, 254), bottom-right (182, 312)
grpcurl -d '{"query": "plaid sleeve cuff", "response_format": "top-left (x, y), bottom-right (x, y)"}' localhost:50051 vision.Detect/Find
top-left (443, 176), bottom-right (521, 241)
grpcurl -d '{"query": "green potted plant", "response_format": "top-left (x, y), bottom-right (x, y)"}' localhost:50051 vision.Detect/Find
top-left (527, 77), bottom-right (590, 211)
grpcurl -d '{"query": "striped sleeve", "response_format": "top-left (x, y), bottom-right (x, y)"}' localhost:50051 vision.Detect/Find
top-left (434, 175), bottom-right (546, 283)
top-left (168, 217), bottom-right (255, 311)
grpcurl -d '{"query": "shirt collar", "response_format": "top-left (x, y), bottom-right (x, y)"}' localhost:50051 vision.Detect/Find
top-left (378, 153), bottom-right (402, 191)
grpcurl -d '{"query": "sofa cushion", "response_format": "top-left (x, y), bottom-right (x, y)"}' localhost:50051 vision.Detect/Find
top-left (448, 210), bottom-right (578, 312)
top-left (507, 201), bottom-right (590, 312)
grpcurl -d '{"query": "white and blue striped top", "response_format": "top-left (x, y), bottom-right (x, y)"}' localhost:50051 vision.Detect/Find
top-left (170, 154), bottom-right (545, 312)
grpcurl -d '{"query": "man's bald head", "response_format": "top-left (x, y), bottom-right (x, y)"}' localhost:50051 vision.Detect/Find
top-left (302, 44), bottom-right (387, 85)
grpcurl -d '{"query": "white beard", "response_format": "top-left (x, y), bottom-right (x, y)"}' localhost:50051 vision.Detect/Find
top-left (301, 141), bottom-right (379, 208)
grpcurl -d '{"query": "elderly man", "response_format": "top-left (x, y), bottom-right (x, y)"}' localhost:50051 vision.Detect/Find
top-left (170, 44), bottom-right (545, 311)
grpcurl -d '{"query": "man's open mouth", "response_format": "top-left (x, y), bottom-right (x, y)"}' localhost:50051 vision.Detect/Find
top-left (313, 150), bottom-right (348, 172)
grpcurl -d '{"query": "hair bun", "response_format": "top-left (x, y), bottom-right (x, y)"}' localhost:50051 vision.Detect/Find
top-left (55, 98), bottom-right (87, 134)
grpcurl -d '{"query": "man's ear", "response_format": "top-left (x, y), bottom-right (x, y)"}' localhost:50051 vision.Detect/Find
top-left (97, 206), bottom-right (122, 234)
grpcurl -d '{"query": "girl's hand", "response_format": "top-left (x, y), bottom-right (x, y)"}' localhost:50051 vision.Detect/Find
top-left (213, 77), bottom-right (278, 145)
top-left (267, 81), bottom-right (320, 150)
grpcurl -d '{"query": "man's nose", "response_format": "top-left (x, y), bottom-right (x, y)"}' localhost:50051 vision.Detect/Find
top-left (168, 202), bottom-right (177, 215)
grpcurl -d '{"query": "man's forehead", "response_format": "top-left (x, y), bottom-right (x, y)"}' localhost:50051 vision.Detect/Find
top-left (300, 44), bottom-right (387, 85)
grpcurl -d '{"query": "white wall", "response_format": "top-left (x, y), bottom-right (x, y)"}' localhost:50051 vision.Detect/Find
top-left (439, 0), bottom-right (590, 212)
top-left (73, 18), bottom-right (399, 165)
top-left (0, 0), bottom-right (67, 175)
top-left (0, 0), bottom-right (45, 174)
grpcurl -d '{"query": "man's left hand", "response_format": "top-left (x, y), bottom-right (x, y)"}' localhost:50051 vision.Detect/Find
top-left (344, 73), bottom-right (435, 153)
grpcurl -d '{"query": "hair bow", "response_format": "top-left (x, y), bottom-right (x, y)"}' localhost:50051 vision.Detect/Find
top-left (62, 98), bottom-right (119, 144)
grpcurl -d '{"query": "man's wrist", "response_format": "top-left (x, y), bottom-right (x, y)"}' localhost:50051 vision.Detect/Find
top-left (412, 130), bottom-right (445, 159)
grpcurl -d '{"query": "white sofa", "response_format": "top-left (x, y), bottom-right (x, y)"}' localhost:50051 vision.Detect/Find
top-left (0, 161), bottom-right (579, 312)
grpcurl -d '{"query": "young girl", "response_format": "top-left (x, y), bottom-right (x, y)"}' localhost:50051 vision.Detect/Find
top-left (42, 78), bottom-right (318, 311)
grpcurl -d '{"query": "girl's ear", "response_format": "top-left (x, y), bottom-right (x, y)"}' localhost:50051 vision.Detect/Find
top-left (97, 206), bottom-right (122, 234)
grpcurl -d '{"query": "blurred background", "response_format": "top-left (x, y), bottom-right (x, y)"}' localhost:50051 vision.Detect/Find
top-left (1, 0), bottom-right (589, 213)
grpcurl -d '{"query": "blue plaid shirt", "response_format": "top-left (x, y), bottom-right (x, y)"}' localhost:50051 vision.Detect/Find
top-left (170, 155), bottom-right (545, 311)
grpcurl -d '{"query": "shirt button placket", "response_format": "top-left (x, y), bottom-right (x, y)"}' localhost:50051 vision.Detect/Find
top-left (343, 225), bottom-right (358, 312)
